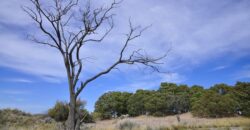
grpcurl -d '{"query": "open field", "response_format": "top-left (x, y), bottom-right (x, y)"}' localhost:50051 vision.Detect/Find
top-left (2, 113), bottom-right (249, 130)
top-left (84, 113), bottom-right (250, 130)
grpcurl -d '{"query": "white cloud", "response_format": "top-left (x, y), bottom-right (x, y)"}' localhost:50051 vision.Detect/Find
top-left (115, 0), bottom-right (250, 68)
top-left (0, 0), bottom-right (250, 85)
top-left (211, 65), bottom-right (227, 71)
top-left (0, 0), bottom-right (32, 25)
top-left (113, 72), bottom-right (185, 92)
top-left (2, 1), bottom-right (250, 113)
top-left (0, 33), bottom-right (66, 82)
top-left (160, 73), bottom-right (185, 83)
top-left (2, 78), bottom-right (33, 83)
top-left (234, 69), bottom-right (250, 80)
top-left (115, 81), bottom-right (159, 92)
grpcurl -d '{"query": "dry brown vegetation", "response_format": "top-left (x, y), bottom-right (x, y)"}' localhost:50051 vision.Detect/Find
top-left (85, 113), bottom-right (250, 130)
top-left (1, 112), bottom-right (250, 130)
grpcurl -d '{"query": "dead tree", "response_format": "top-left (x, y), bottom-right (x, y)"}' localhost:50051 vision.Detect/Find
top-left (23, 0), bottom-right (166, 129)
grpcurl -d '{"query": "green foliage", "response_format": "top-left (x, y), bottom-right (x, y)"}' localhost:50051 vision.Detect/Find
top-left (234, 82), bottom-right (250, 117)
top-left (191, 82), bottom-right (250, 117)
top-left (159, 82), bottom-right (179, 94)
top-left (191, 90), bottom-right (238, 117)
top-left (127, 90), bottom-right (151, 116)
top-left (94, 81), bottom-right (250, 118)
top-left (189, 85), bottom-right (204, 109)
top-left (92, 112), bottom-right (102, 121)
top-left (95, 92), bottom-right (132, 119)
top-left (144, 91), bottom-right (167, 116)
top-left (79, 109), bottom-right (94, 123)
top-left (48, 100), bottom-right (93, 123)
top-left (158, 83), bottom-right (190, 114)
top-left (48, 101), bottom-right (69, 122)
top-left (210, 83), bottom-right (234, 95)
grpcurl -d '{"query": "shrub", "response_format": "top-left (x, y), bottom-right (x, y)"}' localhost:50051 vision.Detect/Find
top-left (92, 112), bottom-right (102, 121)
top-left (118, 121), bottom-right (139, 130)
top-left (79, 109), bottom-right (94, 123)
top-left (152, 112), bottom-right (165, 117)
top-left (0, 109), bottom-right (34, 127)
top-left (48, 100), bottom-right (94, 123)
top-left (48, 101), bottom-right (69, 122)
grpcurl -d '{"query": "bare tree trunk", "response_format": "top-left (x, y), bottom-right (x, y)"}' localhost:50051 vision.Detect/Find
top-left (66, 89), bottom-right (81, 130)
top-left (66, 94), bottom-right (81, 130)
top-left (24, 1), bottom-right (167, 130)
top-left (67, 93), bottom-right (78, 130)
top-left (176, 110), bottom-right (181, 123)
top-left (75, 118), bottom-right (81, 130)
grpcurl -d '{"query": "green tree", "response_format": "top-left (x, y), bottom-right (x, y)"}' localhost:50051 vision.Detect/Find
top-left (144, 91), bottom-right (167, 116)
top-left (234, 82), bottom-right (250, 117)
top-left (159, 83), bottom-right (178, 94)
top-left (95, 92), bottom-right (132, 119)
top-left (210, 83), bottom-right (234, 95)
top-left (127, 90), bottom-right (151, 116)
top-left (158, 83), bottom-right (190, 114)
top-left (192, 90), bottom-right (237, 117)
top-left (189, 85), bottom-right (204, 110)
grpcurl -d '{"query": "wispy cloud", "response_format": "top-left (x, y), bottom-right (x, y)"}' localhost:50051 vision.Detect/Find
top-left (0, 0), bottom-right (250, 83)
top-left (242, 64), bottom-right (250, 69)
top-left (113, 72), bottom-right (185, 92)
top-left (233, 64), bottom-right (250, 80)
top-left (1, 0), bottom-right (250, 114)
top-left (114, 81), bottom-right (160, 92)
top-left (2, 78), bottom-right (33, 83)
top-left (211, 65), bottom-right (228, 71)
top-left (234, 69), bottom-right (250, 80)
top-left (161, 73), bottom-right (186, 83)
top-left (0, 33), bottom-right (66, 83)
top-left (0, 0), bottom-right (31, 26)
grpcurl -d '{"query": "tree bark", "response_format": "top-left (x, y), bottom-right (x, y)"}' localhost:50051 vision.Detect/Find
top-left (64, 58), bottom-right (79, 130)
top-left (66, 95), bottom-right (75, 130)
top-left (176, 110), bottom-right (181, 123)
top-left (66, 93), bottom-right (78, 130)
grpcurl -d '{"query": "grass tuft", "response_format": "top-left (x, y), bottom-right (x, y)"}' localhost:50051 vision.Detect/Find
top-left (118, 121), bottom-right (139, 130)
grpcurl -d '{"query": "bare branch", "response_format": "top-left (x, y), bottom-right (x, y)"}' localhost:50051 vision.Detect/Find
top-left (75, 20), bottom-right (166, 97)
top-left (25, 0), bottom-right (167, 128)
top-left (28, 35), bottom-right (59, 49)
top-left (25, 0), bottom-right (166, 114)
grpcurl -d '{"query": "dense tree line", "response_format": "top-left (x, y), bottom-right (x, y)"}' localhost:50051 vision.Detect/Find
top-left (94, 92), bottom-right (133, 119)
top-left (94, 82), bottom-right (250, 119)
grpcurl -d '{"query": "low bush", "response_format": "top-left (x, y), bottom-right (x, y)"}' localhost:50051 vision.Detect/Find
top-left (118, 121), bottom-right (139, 130)
top-left (48, 101), bottom-right (69, 122)
top-left (48, 100), bottom-right (94, 123)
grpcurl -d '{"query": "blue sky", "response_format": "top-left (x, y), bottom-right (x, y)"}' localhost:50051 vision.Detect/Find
top-left (0, 0), bottom-right (250, 113)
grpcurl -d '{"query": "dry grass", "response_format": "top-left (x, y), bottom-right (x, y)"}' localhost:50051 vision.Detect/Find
top-left (85, 113), bottom-right (250, 130)
top-left (1, 113), bottom-right (250, 130)
top-left (0, 123), bottom-right (59, 130)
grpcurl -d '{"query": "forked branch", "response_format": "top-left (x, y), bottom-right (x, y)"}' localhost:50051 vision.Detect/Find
top-left (75, 22), bottom-right (167, 97)
top-left (24, 0), bottom-right (167, 99)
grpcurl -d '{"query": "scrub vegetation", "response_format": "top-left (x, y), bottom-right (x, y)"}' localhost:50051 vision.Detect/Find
top-left (0, 82), bottom-right (249, 130)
